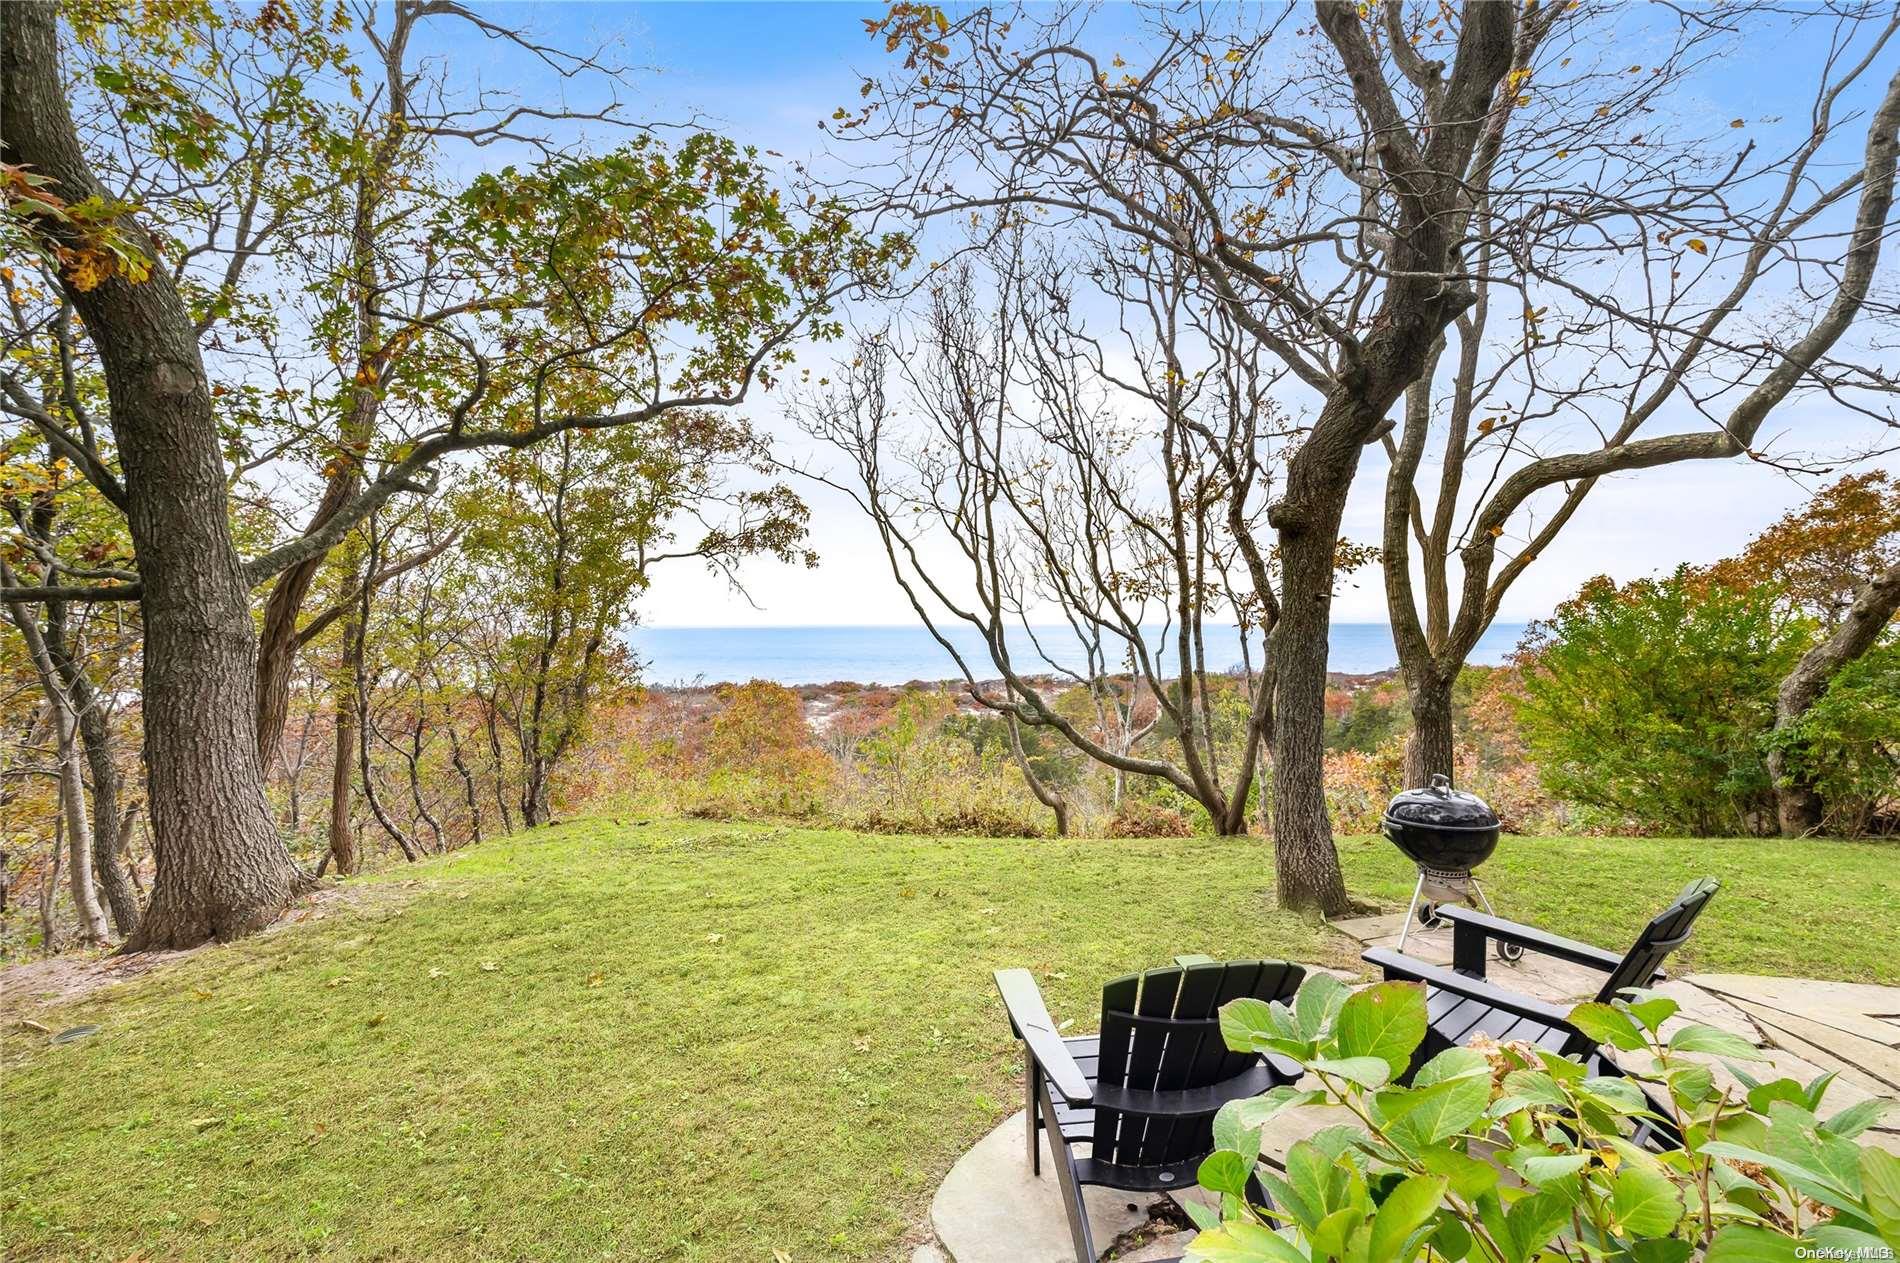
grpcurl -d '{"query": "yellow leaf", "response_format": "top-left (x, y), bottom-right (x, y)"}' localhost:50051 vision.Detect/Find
top-left (1684, 238), bottom-right (1707, 255)
top-left (1224, 48), bottom-right (1244, 62)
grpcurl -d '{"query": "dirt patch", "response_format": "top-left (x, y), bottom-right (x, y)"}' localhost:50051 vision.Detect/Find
top-left (0, 882), bottom-right (411, 1022)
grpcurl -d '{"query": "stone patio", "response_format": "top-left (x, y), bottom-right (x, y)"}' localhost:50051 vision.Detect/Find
top-left (917, 915), bottom-right (1900, 1263)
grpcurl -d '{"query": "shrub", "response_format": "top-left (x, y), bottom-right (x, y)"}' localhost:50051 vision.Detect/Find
top-left (1514, 570), bottom-right (1812, 836)
top-left (1104, 799), bottom-right (1194, 838)
top-left (1187, 973), bottom-right (1899, 1262)
top-left (1772, 640), bottom-right (1900, 836)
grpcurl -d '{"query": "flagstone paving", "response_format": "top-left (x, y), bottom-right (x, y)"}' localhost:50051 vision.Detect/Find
top-left (921, 916), bottom-right (1900, 1263)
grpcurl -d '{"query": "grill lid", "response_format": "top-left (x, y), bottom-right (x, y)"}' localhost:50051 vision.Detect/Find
top-left (1384, 774), bottom-right (1499, 830)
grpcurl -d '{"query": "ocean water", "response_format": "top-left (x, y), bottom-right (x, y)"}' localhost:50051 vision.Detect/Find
top-left (624, 622), bottom-right (1530, 687)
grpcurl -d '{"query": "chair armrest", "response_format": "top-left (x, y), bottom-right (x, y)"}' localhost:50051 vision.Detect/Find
top-left (1436, 906), bottom-right (1630, 977)
top-left (994, 968), bottom-right (1093, 1104)
top-left (1362, 948), bottom-right (1579, 1032)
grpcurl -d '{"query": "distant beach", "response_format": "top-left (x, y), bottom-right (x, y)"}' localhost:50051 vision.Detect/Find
top-left (624, 622), bottom-right (1531, 687)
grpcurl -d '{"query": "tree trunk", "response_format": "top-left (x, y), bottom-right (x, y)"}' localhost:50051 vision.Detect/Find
top-left (43, 612), bottom-right (140, 936)
top-left (4, 3), bottom-right (310, 949)
top-left (327, 683), bottom-right (358, 876)
top-left (521, 759), bottom-right (552, 828)
top-left (1268, 516), bottom-right (1356, 916)
top-left (1006, 715), bottom-right (1069, 837)
top-left (7, 602), bottom-right (112, 944)
top-left (255, 474), bottom-right (358, 768)
top-left (1768, 557), bottom-right (1900, 836)
top-left (55, 702), bottom-right (111, 944)
top-left (1402, 675), bottom-right (1456, 789)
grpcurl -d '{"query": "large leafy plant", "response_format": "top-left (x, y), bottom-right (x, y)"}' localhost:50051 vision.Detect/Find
top-left (1185, 975), bottom-right (1898, 1262)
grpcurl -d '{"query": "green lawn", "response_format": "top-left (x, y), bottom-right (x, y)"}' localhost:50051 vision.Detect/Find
top-left (3, 821), bottom-right (1894, 1261)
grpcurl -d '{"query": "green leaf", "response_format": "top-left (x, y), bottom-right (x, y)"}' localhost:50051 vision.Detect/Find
top-left (1199, 1148), bottom-right (1256, 1197)
top-left (1821, 1097), bottom-right (1891, 1139)
top-left (1763, 1102), bottom-right (1864, 1201)
top-left (1668, 1024), bottom-right (1764, 1059)
top-left (1630, 1240), bottom-right (1694, 1263)
top-left (1222, 997), bottom-right (1298, 1052)
top-left (1333, 982), bottom-right (1426, 1081)
top-left (1311, 1056), bottom-right (1392, 1089)
top-left (1744, 1077), bottom-right (1810, 1116)
top-left (1611, 1164), bottom-right (1683, 1236)
top-left (1385, 1074), bottom-right (1492, 1144)
top-left (1808, 1224), bottom-right (1892, 1257)
top-left (1666, 1063), bottom-right (1715, 1107)
top-left (1308, 1207), bottom-right (1359, 1261)
top-left (1568, 1002), bottom-right (1647, 1051)
top-left (1501, 1187), bottom-right (1576, 1263)
top-left (1413, 1046), bottom-right (1489, 1087)
top-left (1499, 1069), bottom-right (1568, 1108)
top-left (1429, 1213), bottom-right (1472, 1261)
top-left (1293, 972), bottom-right (1351, 1042)
top-left (1418, 1144), bottom-right (1500, 1200)
top-left (1519, 1153), bottom-right (1589, 1184)
top-left (1861, 1146), bottom-right (1900, 1242)
top-left (1213, 1100), bottom-right (1263, 1159)
top-left (1233, 1087), bottom-right (1325, 1129)
top-left (1184, 1220), bottom-right (1309, 1263)
top-left (1705, 1224), bottom-right (1801, 1262)
top-left (1699, 1141), bottom-right (1849, 1202)
top-left (1623, 994), bottom-right (1681, 1034)
top-left (1369, 1174), bottom-right (1446, 1263)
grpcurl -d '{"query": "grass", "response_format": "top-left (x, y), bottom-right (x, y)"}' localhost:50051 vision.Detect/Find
top-left (2, 820), bottom-right (1894, 1261)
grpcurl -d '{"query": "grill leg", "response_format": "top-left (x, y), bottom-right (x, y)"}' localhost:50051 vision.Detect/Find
top-left (1397, 870), bottom-right (1428, 953)
top-left (1470, 879), bottom-right (1523, 963)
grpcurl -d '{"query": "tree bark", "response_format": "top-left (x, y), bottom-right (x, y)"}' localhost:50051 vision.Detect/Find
top-left (1006, 715), bottom-right (1069, 837)
top-left (1268, 487), bottom-right (1358, 916)
top-left (1403, 674), bottom-right (1456, 789)
top-left (6, 602), bottom-right (112, 944)
top-left (1768, 557), bottom-right (1900, 836)
top-left (43, 610), bottom-right (140, 936)
top-left (4, 4), bottom-right (311, 949)
top-left (327, 678), bottom-right (358, 876)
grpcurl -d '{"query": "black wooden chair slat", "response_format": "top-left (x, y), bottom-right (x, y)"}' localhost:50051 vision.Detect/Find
top-left (995, 957), bottom-right (1305, 1263)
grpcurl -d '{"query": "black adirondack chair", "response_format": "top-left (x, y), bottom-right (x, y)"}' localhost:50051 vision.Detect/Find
top-left (994, 956), bottom-right (1306, 1263)
top-left (1363, 877), bottom-right (1720, 1147)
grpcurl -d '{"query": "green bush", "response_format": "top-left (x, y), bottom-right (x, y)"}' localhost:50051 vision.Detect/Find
top-left (1188, 973), bottom-right (1899, 1262)
top-left (1514, 571), bottom-right (1812, 836)
top-left (1772, 641), bottom-right (1900, 836)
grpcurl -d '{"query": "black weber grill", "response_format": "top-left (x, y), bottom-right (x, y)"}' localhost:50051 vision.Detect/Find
top-left (1383, 775), bottom-right (1521, 962)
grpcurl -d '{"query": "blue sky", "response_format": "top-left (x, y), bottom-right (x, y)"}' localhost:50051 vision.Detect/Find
top-left (422, 3), bottom-right (1895, 629)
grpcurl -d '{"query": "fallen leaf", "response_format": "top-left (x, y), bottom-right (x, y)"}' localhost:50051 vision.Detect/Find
top-left (586, 972), bottom-right (605, 988)
top-left (190, 1117), bottom-right (224, 1132)
top-left (367, 1013), bottom-right (386, 1027)
top-left (193, 988), bottom-right (214, 1000)
top-left (325, 977), bottom-right (352, 989)
top-left (705, 933), bottom-right (724, 944)
top-left (428, 967), bottom-right (447, 979)
top-left (480, 961), bottom-right (499, 972)
top-left (16, 1019), bottom-right (51, 1035)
